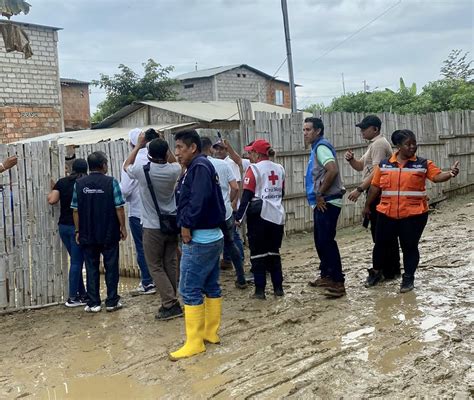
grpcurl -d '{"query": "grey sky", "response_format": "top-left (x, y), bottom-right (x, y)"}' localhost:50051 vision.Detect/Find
top-left (13, 0), bottom-right (474, 113)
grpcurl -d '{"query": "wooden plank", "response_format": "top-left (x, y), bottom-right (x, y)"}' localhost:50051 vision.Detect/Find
top-left (0, 144), bottom-right (9, 308)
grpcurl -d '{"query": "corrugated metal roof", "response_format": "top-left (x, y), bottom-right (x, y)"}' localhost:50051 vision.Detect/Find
top-left (0, 21), bottom-right (62, 31)
top-left (93, 103), bottom-right (144, 129)
top-left (175, 65), bottom-right (242, 80)
top-left (174, 64), bottom-right (296, 86)
top-left (60, 78), bottom-right (90, 85)
top-left (12, 122), bottom-right (197, 146)
top-left (139, 101), bottom-right (310, 122)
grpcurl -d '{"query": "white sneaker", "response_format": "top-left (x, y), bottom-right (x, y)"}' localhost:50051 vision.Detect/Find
top-left (84, 305), bottom-right (101, 313)
top-left (106, 302), bottom-right (123, 312)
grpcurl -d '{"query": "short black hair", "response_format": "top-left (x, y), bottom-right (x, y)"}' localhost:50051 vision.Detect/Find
top-left (144, 128), bottom-right (159, 143)
top-left (72, 158), bottom-right (88, 174)
top-left (200, 136), bottom-right (213, 152)
top-left (87, 151), bottom-right (108, 171)
top-left (391, 129), bottom-right (417, 146)
top-left (174, 130), bottom-right (201, 153)
top-left (148, 138), bottom-right (169, 160)
top-left (304, 117), bottom-right (325, 136)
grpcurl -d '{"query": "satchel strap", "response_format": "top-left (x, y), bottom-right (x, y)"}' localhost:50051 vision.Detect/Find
top-left (143, 162), bottom-right (162, 218)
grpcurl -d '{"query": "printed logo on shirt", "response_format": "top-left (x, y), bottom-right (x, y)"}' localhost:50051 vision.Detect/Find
top-left (83, 187), bottom-right (105, 194)
top-left (244, 177), bottom-right (250, 184)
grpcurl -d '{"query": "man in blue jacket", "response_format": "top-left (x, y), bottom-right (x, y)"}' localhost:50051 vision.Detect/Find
top-left (169, 130), bottom-right (226, 361)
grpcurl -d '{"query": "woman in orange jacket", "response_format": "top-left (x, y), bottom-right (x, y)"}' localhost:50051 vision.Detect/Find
top-left (364, 129), bottom-right (459, 293)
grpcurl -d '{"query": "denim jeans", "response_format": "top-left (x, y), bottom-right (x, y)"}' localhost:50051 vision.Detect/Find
top-left (58, 224), bottom-right (86, 299)
top-left (179, 238), bottom-right (224, 305)
top-left (129, 216), bottom-right (154, 286)
top-left (82, 243), bottom-right (120, 307)
top-left (313, 204), bottom-right (344, 283)
top-left (223, 212), bottom-right (244, 262)
top-left (221, 216), bottom-right (246, 284)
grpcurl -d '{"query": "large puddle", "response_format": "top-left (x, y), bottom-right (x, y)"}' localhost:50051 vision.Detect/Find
top-left (1, 194), bottom-right (473, 398)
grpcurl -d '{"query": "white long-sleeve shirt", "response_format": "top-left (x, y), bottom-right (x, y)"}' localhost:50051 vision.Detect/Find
top-left (120, 148), bottom-right (149, 219)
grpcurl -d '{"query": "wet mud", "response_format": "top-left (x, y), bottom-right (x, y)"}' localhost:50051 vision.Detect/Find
top-left (0, 194), bottom-right (473, 399)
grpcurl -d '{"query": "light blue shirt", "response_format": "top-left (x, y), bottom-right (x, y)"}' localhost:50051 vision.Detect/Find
top-left (192, 228), bottom-right (223, 244)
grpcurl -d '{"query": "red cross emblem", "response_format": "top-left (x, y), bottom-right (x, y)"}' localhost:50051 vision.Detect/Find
top-left (268, 170), bottom-right (279, 185)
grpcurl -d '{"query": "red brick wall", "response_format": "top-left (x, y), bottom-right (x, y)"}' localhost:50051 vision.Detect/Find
top-left (61, 84), bottom-right (90, 131)
top-left (266, 81), bottom-right (291, 109)
top-left (0, 106), bottom-right (63, 143)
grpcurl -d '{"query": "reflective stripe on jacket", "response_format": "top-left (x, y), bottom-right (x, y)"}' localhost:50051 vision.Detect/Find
top-left (372, 154), bottom-right (441, 219)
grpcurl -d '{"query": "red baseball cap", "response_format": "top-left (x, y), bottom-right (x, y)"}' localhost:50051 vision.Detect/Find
top-left (244, 139), bottom-right (271, 155)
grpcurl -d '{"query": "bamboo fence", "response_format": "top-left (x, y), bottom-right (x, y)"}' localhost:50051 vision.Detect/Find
top-left (0, 110), bottom-right (473, 310)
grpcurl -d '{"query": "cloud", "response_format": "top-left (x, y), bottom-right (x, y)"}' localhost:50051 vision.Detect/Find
top-left (11, 0), bottom-right (473, 111)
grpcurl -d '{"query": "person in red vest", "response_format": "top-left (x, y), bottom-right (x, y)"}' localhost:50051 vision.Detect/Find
top-left (235, 139), bottom-right (286, 299)
top-left (364, 129), bottom-right (459, 293)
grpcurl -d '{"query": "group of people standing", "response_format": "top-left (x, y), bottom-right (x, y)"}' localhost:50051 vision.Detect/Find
top-left (43, 115), bottom-right (459, 361)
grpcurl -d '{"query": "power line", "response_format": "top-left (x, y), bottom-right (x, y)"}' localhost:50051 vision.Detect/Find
top-left (304, 0), bottom-right (402, 67)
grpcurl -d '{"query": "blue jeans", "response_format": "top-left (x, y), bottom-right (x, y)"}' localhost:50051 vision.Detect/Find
top-left (82, 243), bottom-right (120, 307)
top-left (129, 216), bottom-right (153, 286)
top-left (313, 204), bottom-right (344, 283)
top-left (179, 239), bottom-right (224, 305)
top-left (58, 224), bottom-right (86, 299)
top-left (223, 212), bottom-right (244, 262)
top-left (221, 216), bottom-right (246, 284)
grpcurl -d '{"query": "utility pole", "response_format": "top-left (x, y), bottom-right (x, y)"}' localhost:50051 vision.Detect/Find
top-left (341, 73), bottom-right (346, 95)
top-left (363, 80), bottom-right (367, 93)
top-left (281, 0), bottom-right (297, 112)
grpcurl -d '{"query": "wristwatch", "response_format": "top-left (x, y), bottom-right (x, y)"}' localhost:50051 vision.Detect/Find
top-left (356, 186), bottom-right (364, 193)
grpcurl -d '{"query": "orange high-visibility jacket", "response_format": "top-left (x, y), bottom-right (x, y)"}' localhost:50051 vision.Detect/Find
top-left (372, 153), bottom-right (442, 219)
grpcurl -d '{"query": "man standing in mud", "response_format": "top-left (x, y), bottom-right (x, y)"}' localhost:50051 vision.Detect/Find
top-left (304, 117), bottom-right (346, 298)
top-left (71, 151), bottom-right (127, 313)
top-left (344, 115), bottom-right (400, 286)
top-left (169, 130), bottom-right (226, 361)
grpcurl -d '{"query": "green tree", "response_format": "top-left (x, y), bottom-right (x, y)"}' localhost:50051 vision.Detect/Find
top-left (92, 59), bottom-right (178, 123)
top-left (440, 49), bottom-right (473, 82)
top-left (303, 102), bottom-right (329, 114)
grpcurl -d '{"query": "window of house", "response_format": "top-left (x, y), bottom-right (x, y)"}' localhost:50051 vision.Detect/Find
top-left (237, 73), bottom-right (241, 77)
top-left (242, 74), bottom-right (247, 78)
top-left (184, 84), bottom-right (194, 89)
top-left (275, 89), bottom-right (284, 105)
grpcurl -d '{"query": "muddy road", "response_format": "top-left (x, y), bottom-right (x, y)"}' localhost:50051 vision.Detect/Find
top-left (0, 194), bottom-right (473, 399)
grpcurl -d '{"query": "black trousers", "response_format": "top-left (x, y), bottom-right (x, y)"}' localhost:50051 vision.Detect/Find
top-left (246, 211), bottom-right (284, 290)
top-left (373, 212), bottom-right (428, 279)
top-left (82, 242), bottom-right (120, 307)
top-left (369, 195), bottom-right (401, 277)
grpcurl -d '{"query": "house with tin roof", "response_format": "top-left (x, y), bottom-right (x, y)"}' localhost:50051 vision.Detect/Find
top-left (174, 64), bottom-right (298, 109)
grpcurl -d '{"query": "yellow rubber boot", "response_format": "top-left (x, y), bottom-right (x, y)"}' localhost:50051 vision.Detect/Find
top-left (204, 297), bottom-right (222, 344)
top-left (169, 304), bottom-right (206, 361)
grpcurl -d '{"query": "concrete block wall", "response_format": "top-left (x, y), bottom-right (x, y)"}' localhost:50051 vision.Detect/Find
top-left (175, 78), bottom-right (215, 101)
top-left (61, 84), bottom-right (90, 131)
top-left (215, 67), bottom-right (267, 102)
top-left (0, 22), bottom-right (63, 142)
top-left (0, 23), bottom-right (61, 107)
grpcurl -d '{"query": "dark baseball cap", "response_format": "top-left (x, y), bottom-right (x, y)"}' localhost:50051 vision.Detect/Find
top-left (356, 115), bottom-right (382, 129)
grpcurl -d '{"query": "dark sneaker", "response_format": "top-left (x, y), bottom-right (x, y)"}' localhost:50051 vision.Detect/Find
top-left (130, 283), bottom-right (156, 296)
top-left (235, 280), bottom-right (248, 289)
top-left (308, 277), bottom-right (332, 288)
top-left (251, 288), bottom-right (266, 300)
top-left (274, 287), bottom-right (284, 297)
top-left (220, 259), bottom-right (233, 270)
top-left (106, 302), bottom-right (123, 312)
top-left (65, 297), bottom-right (87, 308)
top-left (400, 275), bottom-right (415, 293)
top-left (365, 269), bottom-right (384, 288)
top-left (324, 282), bottom-right (346, 298)
top-left (155, 303), bottom-right (183, 320)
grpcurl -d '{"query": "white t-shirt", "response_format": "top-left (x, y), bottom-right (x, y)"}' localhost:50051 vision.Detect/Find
top-left (209, 157), bottom-right (236, 220)
top-left (224, 156), bottom-right (241, 182)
